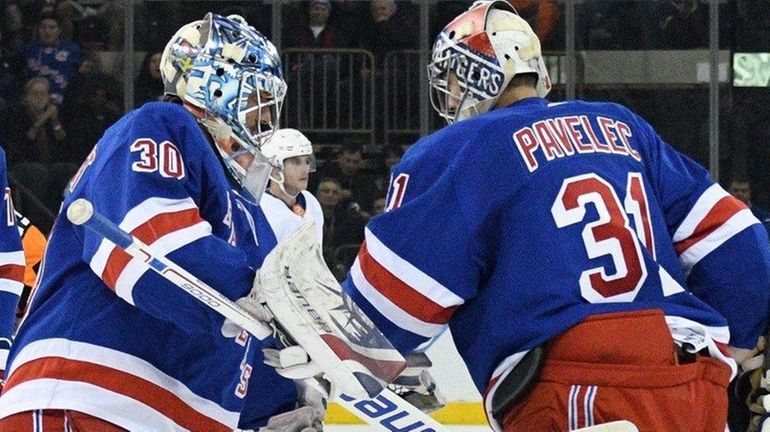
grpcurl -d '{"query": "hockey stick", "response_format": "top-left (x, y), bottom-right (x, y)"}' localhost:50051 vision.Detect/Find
top-left (66, 199), bottom-right (449, 432)
top-left (66, 198), bottom-right (273, 340)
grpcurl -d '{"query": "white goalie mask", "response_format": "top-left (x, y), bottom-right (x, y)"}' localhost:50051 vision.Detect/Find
top-left (160, 13), bottom-right (287, 204)
top-left (260, 128), bottom-right (317, 197)
top-left (428, 0), bottom-right (551, 124)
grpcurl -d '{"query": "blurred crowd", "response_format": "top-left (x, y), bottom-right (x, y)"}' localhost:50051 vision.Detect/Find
top-left (1, 0), bottom-right (769, 277)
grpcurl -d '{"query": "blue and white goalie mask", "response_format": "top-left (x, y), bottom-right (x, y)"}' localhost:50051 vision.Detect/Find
top-left (160, 13), bottom-right (287, 203)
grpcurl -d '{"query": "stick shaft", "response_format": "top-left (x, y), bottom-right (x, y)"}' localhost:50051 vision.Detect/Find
top-left (67, 198), bottom-right (272, 340)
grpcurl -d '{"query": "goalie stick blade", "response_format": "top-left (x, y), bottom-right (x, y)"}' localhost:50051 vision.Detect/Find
top-left (338, 388), bottom-right (449, 432)
top-left (258, 221), bottom-right (406, 399)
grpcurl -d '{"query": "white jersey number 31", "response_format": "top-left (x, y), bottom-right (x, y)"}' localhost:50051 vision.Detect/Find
top-left (552, 172), bottom-right (655, 303)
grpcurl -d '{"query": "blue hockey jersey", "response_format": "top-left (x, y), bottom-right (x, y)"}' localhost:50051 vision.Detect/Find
top-left (343, 97), bottom-right (770, 417)
top-left (0, 148), bottom-right (24, 373)
top-left (0, 102), bottom-right (296, 431)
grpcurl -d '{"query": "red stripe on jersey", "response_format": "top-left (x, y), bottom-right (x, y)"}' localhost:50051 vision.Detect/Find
top-left (357, 241), bottom-right (457, 325)
top-left (102, 208), bottom-right (203, 290)
top-left (320, 334), bottom-right (405, 383)
top-left (0, 263), bottom-right (25, 283)
top-left (674, 196), bottom-right (747, 255)
top-left (5, 356), bottom-right (231, 432)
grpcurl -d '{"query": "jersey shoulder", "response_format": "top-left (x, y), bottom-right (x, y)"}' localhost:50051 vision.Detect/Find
top-left (258, 193), bottom-right (286, 217)
top-left (94, 102), bottom-right (209, 164)
top-left (398, 115), bottom-right (495, 175)
top-left (550, 98), bottom-right (634, 116)
top-left (130, 102), bottom-right (202, 138)
top-left (301, 191), bottom-right (323, 221)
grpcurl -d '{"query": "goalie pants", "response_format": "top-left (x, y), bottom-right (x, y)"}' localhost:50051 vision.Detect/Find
top-left (500, 309), bottom-right (731, 432)
top-left (0, 409), bottom-right (127, 431)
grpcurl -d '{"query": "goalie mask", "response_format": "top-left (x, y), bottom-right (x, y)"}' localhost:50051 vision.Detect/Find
top-left (428, 0), bottom-right (551, 124)
top-left (260, 128), bottom-right (316, 198)
top-left (160, 13), bottom-right (287, 203)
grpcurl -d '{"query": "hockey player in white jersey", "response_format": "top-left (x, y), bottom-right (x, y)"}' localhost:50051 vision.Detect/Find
top-left (259, 128), bottom-right (324, 246)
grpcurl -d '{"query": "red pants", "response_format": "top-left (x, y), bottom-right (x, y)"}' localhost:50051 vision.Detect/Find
top-left (501, 310), bottom-right (731, 432)
top-left (0, 410), bottom-right (126, 431)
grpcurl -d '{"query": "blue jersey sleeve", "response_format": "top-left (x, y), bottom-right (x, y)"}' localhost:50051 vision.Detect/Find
top-left (631, 110), bottom-right (770, 348)
top-left (342, 125), bottom-right (492, 353)
top-left (70, 103), bottom-right (256, 336)
top-left (0, 149), bottom-right (25, 370)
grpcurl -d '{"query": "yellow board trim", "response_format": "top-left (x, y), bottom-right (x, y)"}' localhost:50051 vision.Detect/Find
top-left (325, 402), bottom-right (487, 425)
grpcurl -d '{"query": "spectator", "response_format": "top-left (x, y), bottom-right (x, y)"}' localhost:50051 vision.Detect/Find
top-left (373, 143), bottom-right (405, 198)
top-left (85, 0), bottom-right (124, 51)
top-left (62, 85), bottom-right (121, 166)
top-left (18, 12), bottom-right (83, 105)
top-left (284, 0), bottom-right (349, 128)
top-left (5, 77), bottom-right (66, 164)
top-left (3, 77), bottom-right (77, 225)
top-left (729, 179), bottom-right (770, 232)
top-left (314, 175), bottom-right (368, 279)
top-left (431, 1), bottom-right (473, 41)
top-left (131, 1), bottom-right (182, 52)
top-left (285, 0), bottom-right (348, 49)
top-left (310, 142), bottom-right (378, 212)
top-left (3, 2), bottom-right (25, 51)
top-left (316, 177), bottom-right (343, 268)
top-left (371, 196), bottom-right (386, 216)
top-left (359, 0), bottom-right (417, 65)
top-left (333, 194), bottom-right (370, 247)
top-left (357, 0), bottom-right (419, 135)
top-left (134, 51), bottom-right (164, 106)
